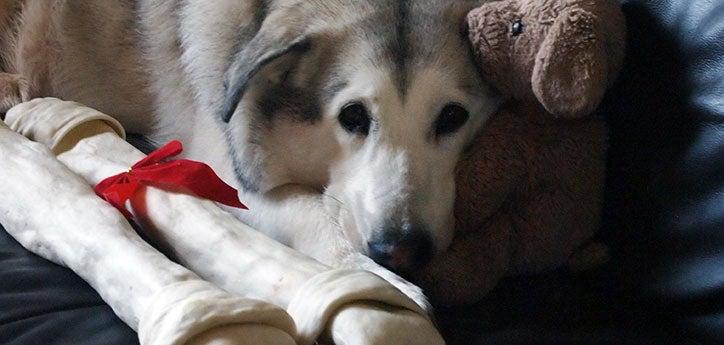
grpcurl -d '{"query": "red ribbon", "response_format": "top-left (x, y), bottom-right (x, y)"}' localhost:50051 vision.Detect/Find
top-left (94, 140), bottom-right (246, 218)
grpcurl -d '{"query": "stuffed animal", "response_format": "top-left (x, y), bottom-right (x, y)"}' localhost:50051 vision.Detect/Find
top-left (413, 0), bottom-right (626, 305)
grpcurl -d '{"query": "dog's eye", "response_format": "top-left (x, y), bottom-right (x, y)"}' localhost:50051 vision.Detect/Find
top-left (435, 104), bottom-right (469, 137)
top-left (339, 102), bottom-right (371, 135)
top-left (511, 19), bottom-right (524, 36)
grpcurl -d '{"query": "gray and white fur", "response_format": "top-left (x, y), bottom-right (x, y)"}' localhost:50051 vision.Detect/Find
top-left (0, 0), bottom-right (499, 308)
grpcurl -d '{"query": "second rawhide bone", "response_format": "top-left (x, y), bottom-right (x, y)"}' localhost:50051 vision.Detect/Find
top-left (6, 98), bottom-right (444, 345)
top-left (0, 116), bottom-right (297, 345)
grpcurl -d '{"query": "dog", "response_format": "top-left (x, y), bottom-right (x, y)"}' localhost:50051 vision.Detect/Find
top-left (0, 0), bottom-right (500, 308)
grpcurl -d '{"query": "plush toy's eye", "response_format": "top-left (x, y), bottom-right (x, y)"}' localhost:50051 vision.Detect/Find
top-left (339, 102), bottom-right (371, 135)
top-left (511, 19), bottom-right (524, 36)
top-left (435, 104), bottom-right (469, 137)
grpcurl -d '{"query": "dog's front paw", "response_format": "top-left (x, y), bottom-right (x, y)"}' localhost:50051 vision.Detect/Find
top-left (0, 73), bottom-right (34, 114)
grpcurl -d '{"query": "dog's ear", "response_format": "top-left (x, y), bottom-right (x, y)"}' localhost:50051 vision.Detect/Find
top-left (221, 29), bottom-right (312, 123)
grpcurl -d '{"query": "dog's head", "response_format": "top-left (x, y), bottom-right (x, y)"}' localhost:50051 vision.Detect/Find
top-left (221, 0), bottom-right (500, 273)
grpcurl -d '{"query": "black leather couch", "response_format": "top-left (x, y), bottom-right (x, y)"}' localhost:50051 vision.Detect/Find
top-left (1, 0), bottom-right (722, 344)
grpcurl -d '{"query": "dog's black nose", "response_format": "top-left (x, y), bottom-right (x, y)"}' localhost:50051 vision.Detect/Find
top-left (367, 227), bottom-right (433, 273)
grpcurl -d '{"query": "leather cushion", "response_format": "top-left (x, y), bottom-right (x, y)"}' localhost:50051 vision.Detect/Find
top-left (599, 0), bottom-right (724, 342)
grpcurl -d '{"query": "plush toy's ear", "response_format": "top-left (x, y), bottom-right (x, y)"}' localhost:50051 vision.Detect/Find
top-left (531, 8), bottom-right (608, 118)
top-left (221, 27), bottom-right (311, 123)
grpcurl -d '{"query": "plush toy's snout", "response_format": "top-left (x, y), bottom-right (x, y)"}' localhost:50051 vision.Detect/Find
top-left (468, 0), bottom-right (626, 119)
top-left (466, 3), bottom-right (520, 98)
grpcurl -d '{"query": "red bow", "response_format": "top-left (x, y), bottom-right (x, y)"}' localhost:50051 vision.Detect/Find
top-left (95, 140), bottom-right (246, 218)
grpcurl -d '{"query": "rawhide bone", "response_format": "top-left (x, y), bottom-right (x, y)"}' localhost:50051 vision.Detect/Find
top-left (5, 98), bottom-right (444, 345)
top-left (0, 115), bottom-right (296, 345)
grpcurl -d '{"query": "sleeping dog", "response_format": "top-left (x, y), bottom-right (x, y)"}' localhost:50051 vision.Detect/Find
top-left (0, 0), bottom-right (499, 308)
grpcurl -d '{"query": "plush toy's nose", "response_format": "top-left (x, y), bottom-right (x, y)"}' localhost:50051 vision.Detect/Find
top-left (367, 226), bottom-right (433, 273)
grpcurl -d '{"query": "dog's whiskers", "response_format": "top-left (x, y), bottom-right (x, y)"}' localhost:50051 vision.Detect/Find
top-left (321, 193), bottom-right (349, 230)
top-left (322, 193), bottom-right (346, 208)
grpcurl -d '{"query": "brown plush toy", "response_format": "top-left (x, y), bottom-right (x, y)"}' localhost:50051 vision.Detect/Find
top-left (413, 0), bottom-right (626, 305)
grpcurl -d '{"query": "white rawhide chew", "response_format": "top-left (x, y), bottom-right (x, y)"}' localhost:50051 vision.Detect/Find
top-left (141, 281), bottom-right (295, 345)
top-left (288, 269), bottom-right (440, 345)
top-left (0, 118), bottom-right (297, 345)
top-left (6, 98), bottom-right (445, 345)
